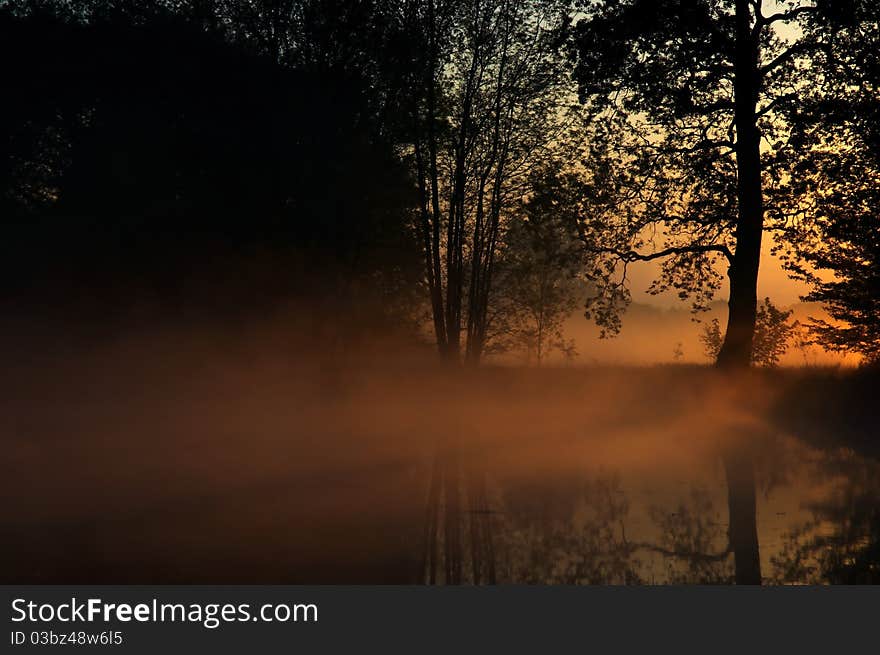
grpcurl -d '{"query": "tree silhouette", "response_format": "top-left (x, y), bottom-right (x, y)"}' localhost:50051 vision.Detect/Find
top-left (773, 1), bottom-right (880, 363)
top-left (0, 0), bottom-right (423, 336)
top-left (404, 0), bottom-right (578, 365)
top-left (571, 0), bottom-right (832, 368)
top-left (488, 167), bottom-right (584, 365)
top-left (701, 298), bottom-right (797, 367)
top-left (402, 0), bottom-right (583, 585)
top-left (569, 0), bottom-right (843, 584)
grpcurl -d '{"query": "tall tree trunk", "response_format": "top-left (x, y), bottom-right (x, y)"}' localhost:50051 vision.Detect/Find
top-left (716, 0), bottom-right (764, 586)
top-left (719, 0), bottom-right (763, 370)
top-left (423, 0), bottom-right (450, 359)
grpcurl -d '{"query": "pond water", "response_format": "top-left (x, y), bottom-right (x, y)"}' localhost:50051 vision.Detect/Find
top-left (3, 354), bottom-right (878, 584)
top-left (480, 433), bottom-right (880, 584)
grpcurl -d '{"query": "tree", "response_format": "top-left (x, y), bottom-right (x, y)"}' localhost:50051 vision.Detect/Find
top-left (570, 0), bottom-right (839, 585)
top-left (572, 0), bottom-right (829, 367)
top-left (701, 319), bottom-right (725, 363)
top-left (488, 167), bottom-right (584, 365)
top-left (0, 0), bottom-right (423, 337)
top-left (752, 298), bottom-right (798, 367)
top-left (406, 0), bottom-right (578, 365)
top-left (402, 0), bottom-right (583, 585)
top-left (772, 1), bottom-right (880, 363)
top-left (701, 298), bottom-right (797, 367)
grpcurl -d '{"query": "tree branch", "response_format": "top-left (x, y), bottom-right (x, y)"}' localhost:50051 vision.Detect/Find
top-left (592, 243), bottom-right (735, 265)
top-left (759, 39), bottom-right (822, 78)
top-left (756, 91), bottom-right (798, 118)
top-left (759, 4), bottom-right (818, 28)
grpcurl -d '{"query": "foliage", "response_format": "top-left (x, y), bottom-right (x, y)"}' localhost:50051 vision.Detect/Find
top-left (701, 298), bottom-right (797, 367)
top-left (487, 166), bottom-right (585, 364)
top-left (404, 0), bottom-right (585, 363)
top-left (771, 1), bottom-right (880, 363)
top-left (0, 0), bottom-right (423, 332)
top-left (569, 0), bottom-right (834, 368)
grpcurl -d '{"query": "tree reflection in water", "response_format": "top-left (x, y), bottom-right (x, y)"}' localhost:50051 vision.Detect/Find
top-left (772, 451), bottom-right (880, 584)
top-left (495, 475), bottom-right (736, 584)
top-left (646, 486), bottom-right (732, 584)
top-left (496, 473), bottom-right (641, 584)
top-left (481, 435), bottom-right (880, 585)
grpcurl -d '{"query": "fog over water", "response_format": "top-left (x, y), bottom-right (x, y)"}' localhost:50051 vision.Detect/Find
top-left (3, 317), bottom-right (876, 583)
